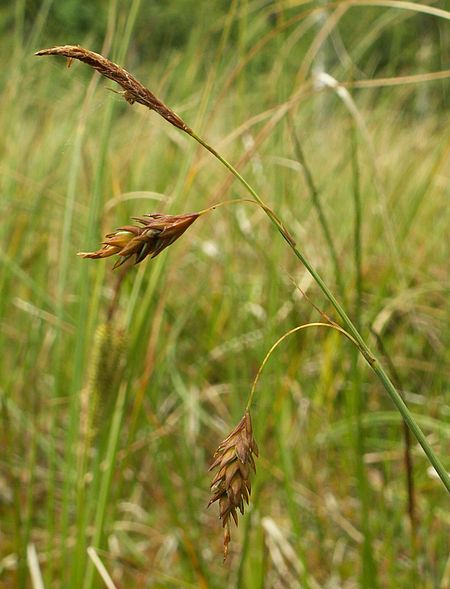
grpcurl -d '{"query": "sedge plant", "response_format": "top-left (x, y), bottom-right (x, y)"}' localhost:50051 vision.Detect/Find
top-left (34, 45), bottom-right (450, 498)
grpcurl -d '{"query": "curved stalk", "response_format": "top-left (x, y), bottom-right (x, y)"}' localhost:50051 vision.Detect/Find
top-left (189, 131), bottom-right (450, 493)
top-left (246, 322), bottom-right (357, 411)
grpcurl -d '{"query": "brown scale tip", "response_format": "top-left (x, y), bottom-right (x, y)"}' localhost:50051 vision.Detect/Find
top-left (208, 411), bottom-right (259, 561)
top-left (35, 45), bottom-right (192, 133)
top-left (77, 212), bottom-right (200, 269)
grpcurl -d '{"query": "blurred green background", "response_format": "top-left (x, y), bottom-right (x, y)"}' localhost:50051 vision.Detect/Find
top-left (0, 1), bottom-right (449, 588)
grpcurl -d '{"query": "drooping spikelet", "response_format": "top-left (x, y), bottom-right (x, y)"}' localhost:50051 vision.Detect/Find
top-left (77, 212), bottom-right (200, 268)
top-left (208, 411), bottom-right (259, 560)
top-left (35, 45), bottom-right (192, 133)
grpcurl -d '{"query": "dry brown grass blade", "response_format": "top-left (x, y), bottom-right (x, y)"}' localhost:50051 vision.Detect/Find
top-left (35, 45), bottom-right (192, 133)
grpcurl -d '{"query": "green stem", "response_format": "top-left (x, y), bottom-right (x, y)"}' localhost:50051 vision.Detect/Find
top-left (246, 322), bottom-right (357, 412)
top-left (351, 126), bottom-right (379, 587)
top-left (83, 382), bottom-right (127, 589)
top-left (288, 119), bottom-right (345, 298)
top-left (189, 131), bottom-right (450, 493)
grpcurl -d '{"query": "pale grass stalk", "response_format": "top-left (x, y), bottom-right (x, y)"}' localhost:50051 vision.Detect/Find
top-left (87, 547), bottom-right (117, 589)
top-left (343, 69), bottom-right (450, 88)
top-left (296, 3), bottom-right (349, 83)
top-left (286, 0), bottom-right (450, 21)
top-left (27, 544), bottom-right (45, 589)
top-left (344, 0), bottom-right (450, 21)
top-left (441, 552), bottom-right (450, 589)
top-left (262, 517), bottom-right (323, 589)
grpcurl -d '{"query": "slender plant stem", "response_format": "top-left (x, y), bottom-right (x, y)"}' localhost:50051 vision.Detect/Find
top-left (372, 332), bottom-right (417, 554)
top-left (288, 117), bottom-right (345, 298)
top-left (351, 128), bottom-right (379, 588)
top-left (188, 130), bottom-right (450, 493)
top-left (246, 322), bottom-right (356, 411)
top-left (83, 382), bottom-right (127, 589)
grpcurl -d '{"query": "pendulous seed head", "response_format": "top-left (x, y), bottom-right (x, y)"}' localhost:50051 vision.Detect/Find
top-left (208, 411), bottom-right (259, 561)
top-left (77, 212), bottom-right (200, 269)
top-left (35, 45), bottom-right (192, 133)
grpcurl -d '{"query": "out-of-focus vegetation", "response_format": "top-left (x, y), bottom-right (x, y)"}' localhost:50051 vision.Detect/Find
top-left (2, 1), bottom-right (449, 86)
top-left (0, 1), bottom-right (449, 588)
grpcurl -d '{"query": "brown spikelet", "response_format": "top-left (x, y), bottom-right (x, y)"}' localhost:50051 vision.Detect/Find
top-left (208, 411), bottom-right (259, 561)
top-left (77, 212), bottom-right (200, 268)
top-left (35, 45), bottom-right (192, 133)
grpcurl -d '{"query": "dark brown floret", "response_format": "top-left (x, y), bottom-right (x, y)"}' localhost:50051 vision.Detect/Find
top-left (208, 412), bottom-right (258, 560)
top-left (78, 212), bottom-right (199, 268)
